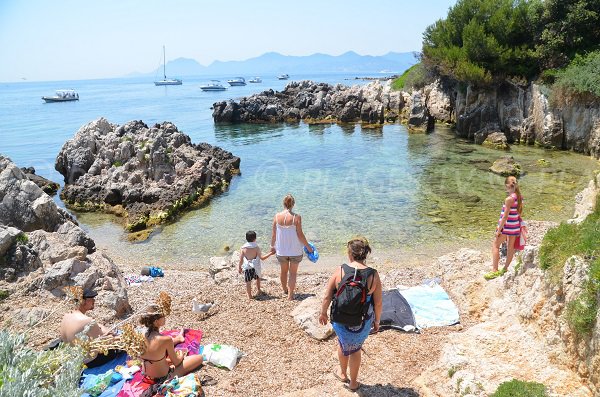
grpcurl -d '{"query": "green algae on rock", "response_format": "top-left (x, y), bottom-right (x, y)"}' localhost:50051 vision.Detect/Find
top-left (55, 118), bottom-right (240, 241)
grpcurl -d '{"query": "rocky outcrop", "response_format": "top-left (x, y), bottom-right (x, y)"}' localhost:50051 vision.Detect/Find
top-left (20, 167), bottom-right (59, 195)
top-left (570, 172), bottom-right (600, 224)
top-left (0, 155), bottom-right (130, 317)
top-left (290, 297), bottom-right (334, 340)
top-left (411, 79), bottom-right (600, 158)
top-left (55, 118), bottom-right (241, 237)
top-left (415, 180), bottom-right (600, 396)
top-left (489, 156), bottom-right (522, 177)
top-left (212, 80), bottom-right (403, 124)
top-left (482, 132), bottom-right (510, 150)
top-left (406, 91), bottom-right (434, 132)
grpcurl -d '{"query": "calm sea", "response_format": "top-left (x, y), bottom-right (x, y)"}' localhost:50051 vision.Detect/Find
top-left (1, 73), bottom-right (598, 267)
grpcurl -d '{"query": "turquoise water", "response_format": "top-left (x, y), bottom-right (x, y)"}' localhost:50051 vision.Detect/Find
top-left (1, 75), bottom-right (598, 266)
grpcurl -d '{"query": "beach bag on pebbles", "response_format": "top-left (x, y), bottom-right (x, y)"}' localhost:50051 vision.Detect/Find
top-left (200, 344), bottom-right (242, 370)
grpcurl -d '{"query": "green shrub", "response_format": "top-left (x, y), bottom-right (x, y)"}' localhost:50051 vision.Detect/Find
top-left (491, 379), bottom-right (548, 397)
top-left (552, 51), bottom-right (600, 103)
top-left (540, 199), bottom-right (600, 335)
top-left (392, 63), bottom-right (431, 91)
top-left (539, 199), bottom-right (599, 273)
top-left (0, 290), bottom-right (8, 301)
top-left (15, 233), bottom-right (28, 244)
top-left (422, 0), bottom-right (540, 84)
top-left (112, 160), bottom-right (123, 167)
top-left (566, 284), bottom-right (598, 336)
top-left (0, 331), bottom-right (84, 396)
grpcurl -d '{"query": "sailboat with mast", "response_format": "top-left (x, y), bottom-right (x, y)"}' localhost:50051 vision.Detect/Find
top-left (154, 45), bottom-right (182, 86)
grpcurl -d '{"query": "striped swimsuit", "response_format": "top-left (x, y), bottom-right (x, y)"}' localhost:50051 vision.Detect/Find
top-left (499, 193), bottom-right (520, 235)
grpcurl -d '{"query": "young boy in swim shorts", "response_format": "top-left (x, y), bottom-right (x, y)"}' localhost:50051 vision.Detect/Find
top-left (238, 231), bottom-right (274, 299)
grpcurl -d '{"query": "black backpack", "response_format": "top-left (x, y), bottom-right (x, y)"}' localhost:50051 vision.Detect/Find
top-left (330, 264), bottom-right (375, 326)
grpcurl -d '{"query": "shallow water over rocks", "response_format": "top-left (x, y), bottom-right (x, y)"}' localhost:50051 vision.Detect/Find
top-left (76, 123), bottom-right (599, 267)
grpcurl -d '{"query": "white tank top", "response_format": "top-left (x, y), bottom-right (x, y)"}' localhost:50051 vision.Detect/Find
top-left (275, 212), bottom-right (303, 256)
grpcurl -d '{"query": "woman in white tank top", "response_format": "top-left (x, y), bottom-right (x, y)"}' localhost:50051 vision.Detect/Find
top-left (271, 194), bottom-right (313, 300)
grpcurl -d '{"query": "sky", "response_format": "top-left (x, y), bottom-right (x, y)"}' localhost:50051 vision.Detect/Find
top-left (0, 0), bottom-right (456, 82)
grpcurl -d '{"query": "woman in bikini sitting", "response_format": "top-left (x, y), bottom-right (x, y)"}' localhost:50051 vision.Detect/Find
top-left (138, 304), bottom-right (203, 383)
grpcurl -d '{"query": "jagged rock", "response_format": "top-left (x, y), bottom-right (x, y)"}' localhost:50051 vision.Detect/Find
top-left (0, 226), bottom-right (21, 257)
top-left (522, 84), bottom-right (564, 148)
top-left (1, 242), bottom-right (42, 282)
top-left (489, 156), bottom-right (522, 177)
top-left (20, 167), bottom-right (60, 195)
top-left (212, 80), bottom-right (402, 125)
top-left (0, 155), bottom-right (130, 317)
top-left (209, 254), bottom-right (235, 276)
top-left (28, 230), bottom-right (88, 265)
top-left (414, 79), bottom-right (600, 158)
top-left (425, 79), bottom-right (454, 123)
top-left (482, 132), bottom-right (510, 150)
top-left (42, 258), bottom-right (90, 293)
top-left (569, 173), bottom-right (600, 224)
top-left (13, 307), bottom-right (49, 327)
top-left (407, 91), bottom-right (434, 132)
top-left (55, 118), bottom-right (240, 235)
top-left (291, 296), bottom-right (334, 340)
top-left (0, 156), bottom-right (68, 232)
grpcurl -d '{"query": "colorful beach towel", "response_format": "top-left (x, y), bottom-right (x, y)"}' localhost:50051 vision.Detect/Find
top-left (81, 352), bottom-right (128, 397)
top-left (161, 329), bottom-right (203, 355)
top-left (157, 373), bottom-right (203, 396)
top-left (116, 329), bottom-right (204, 397)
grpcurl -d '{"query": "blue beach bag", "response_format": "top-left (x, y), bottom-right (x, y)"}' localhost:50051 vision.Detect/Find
top-left (149, 266), bottom-right (164, 277)
top-left (303, 242), bottom-right (319, 263)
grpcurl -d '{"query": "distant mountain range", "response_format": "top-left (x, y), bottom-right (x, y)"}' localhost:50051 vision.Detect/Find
top-left (129, 51), bottom-right (417, 77)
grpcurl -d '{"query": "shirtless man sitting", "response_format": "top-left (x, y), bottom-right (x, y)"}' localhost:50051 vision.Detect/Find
top-left (59, 288), bottom-right (119, 368)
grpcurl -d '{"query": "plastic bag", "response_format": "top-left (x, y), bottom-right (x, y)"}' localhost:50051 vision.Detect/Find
top-left (303, 242), bottom-right (319, 263)
top-left (200, 343), bottom-right (242, 370)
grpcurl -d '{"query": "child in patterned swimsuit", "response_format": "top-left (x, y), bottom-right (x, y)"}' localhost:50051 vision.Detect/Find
top-left (487, 176), bottom-right (524, 279)
top-left (238, 231), bottom-right (274, 299)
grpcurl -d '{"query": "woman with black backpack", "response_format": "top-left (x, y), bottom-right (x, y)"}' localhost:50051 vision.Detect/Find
top-left (318, 237), bottom-right (383, 392)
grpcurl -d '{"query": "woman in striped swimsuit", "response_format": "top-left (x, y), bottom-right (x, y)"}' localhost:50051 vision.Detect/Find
top-left (491, 176), bottom-right (523, 274)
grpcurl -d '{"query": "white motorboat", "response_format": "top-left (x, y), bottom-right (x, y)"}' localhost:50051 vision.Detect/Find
top-left (248, 77), bottom-right (262, 83)
top-left (42, 90), bottom-right (79, 103)
top-left (277, 74), bottom-right (289, 80)
top-left (227, 77), bottom-right (246, 86)
top-left (154, 46), bottom-right (182, 86)
top-left (200, 80), bottom-right (227, 91)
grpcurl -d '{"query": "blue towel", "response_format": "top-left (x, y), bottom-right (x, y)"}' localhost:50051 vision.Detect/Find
top-left (80, 352), bottom-right (127, 397)
top-left (303, 242), bottom-right (319, 263)
top-left (399, 281), bottom-right (459, 329)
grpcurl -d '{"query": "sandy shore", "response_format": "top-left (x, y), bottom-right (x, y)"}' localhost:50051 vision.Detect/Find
top-left (0, 245), bottom-right (479, 397)
top-left (6, 222), bottom-right (541, 397)
top-left (119, 259), bottom-right (471, 397)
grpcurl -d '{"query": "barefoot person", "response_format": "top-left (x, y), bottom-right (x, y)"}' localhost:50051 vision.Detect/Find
top-left (489, 176), bottom-right (523, 278)
top-left (319, 237), bottom-right (382, 392)
top-left (271, 194), bottom-right (313, 300)
top-left (59, 287), bottom-right (119, 368)
top-left (138, 293), bottom-right (203, 385)
top-left (238, 230), bottom-right (275, 300)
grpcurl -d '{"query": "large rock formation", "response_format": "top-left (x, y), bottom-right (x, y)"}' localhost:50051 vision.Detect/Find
top-left (414, 179), bottom-right (600, 396)
top-left (55, 118), bottom-right (241, 237)
top-left (409, 79), bottom-right (600, 158)
top-left (212, 80), bottom-right (403, 125)
top-left (0, 155), bottom-right (130, 318)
